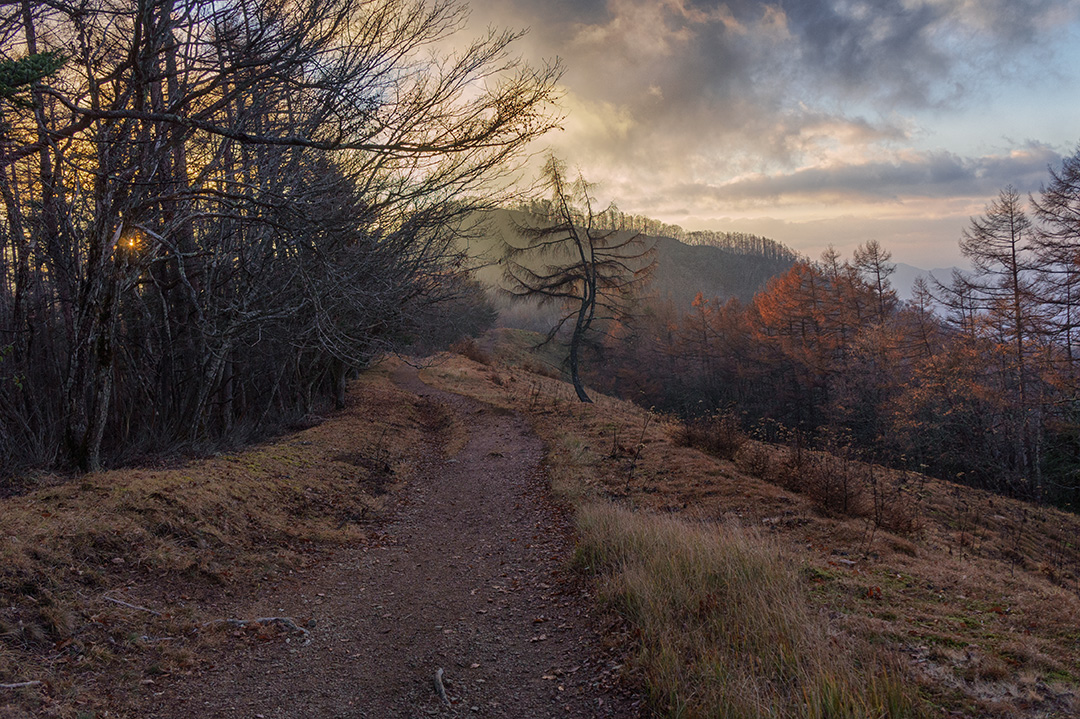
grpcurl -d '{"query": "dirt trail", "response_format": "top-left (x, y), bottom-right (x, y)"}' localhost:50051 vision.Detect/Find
top-left (126, 366), bottom-right (640, 718)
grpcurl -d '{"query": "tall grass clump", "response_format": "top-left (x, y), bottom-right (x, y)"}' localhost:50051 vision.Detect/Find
top-left (575, 502), bottom-right (919, 719)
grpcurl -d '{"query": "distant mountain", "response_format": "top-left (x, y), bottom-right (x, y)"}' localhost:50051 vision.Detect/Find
top-left (649, 235), bottom-right (795, 307)
top-left (460, 210), bottom-right (798, 327)
top-left (891, 263), bottom-right (959, 302)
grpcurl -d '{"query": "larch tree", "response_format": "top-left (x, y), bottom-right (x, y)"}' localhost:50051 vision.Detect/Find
top-left (501, 156), bottom-right (655, 403)
top-left (677, 292), bottom-right (718, 394)
top-left (959, 187), bottom-right (1040, 371)
top-left (1030, 146), bottom-right (1080, 494)
top-left (954, 186), bottom-right (1044, 493)
top-left (853, 239), bottom-right (898, 324)
top-left (1032, 147), bottom-right (1080, 374)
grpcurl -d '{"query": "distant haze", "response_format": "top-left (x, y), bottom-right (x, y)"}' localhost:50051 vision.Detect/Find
top-left (890, 263), bottom-right (957, 302)
top-left (465, 0), bottom-right (1080, 267)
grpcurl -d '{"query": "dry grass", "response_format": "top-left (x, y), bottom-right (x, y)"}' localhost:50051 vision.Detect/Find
top-left (576, 502), bottom-right (915, 718)
top-left (422, 341), bottom-right (1080, 719)
top-left (8, 333), bottom-right (1080, 718)
top-left (0, 360), bottom-right (446, 717)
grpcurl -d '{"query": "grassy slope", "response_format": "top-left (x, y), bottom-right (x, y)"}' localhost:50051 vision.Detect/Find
top-left (420, 340), bottom-right (1080, 719)
top-left (0, 362), bottom-right (456, 717)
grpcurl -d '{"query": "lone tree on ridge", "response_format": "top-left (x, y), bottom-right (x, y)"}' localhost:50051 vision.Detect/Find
top-left (501, 156), bottom-right (655, 402)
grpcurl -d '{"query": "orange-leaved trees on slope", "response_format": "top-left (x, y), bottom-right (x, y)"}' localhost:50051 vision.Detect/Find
top-left (526, 149), bottom-right (1080, 506)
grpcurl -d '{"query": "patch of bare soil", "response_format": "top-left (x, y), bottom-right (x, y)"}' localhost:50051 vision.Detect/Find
top-left (118, 365), bottom-right (642, 718)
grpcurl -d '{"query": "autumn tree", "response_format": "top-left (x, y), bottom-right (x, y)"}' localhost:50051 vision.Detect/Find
top-left (502, 156), bottom-right (655, 402)
top-left (551, 166), bottom-right (1080, 505)
top-left (677, 293), bottom-right (719, 392)
top-left (954, 187), bottom-right (1044, 492)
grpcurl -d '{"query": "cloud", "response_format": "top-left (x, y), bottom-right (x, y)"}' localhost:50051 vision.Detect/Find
top-left (484, 0), bottom-right (1076, 172)
top-left (686, 142), bottom-right (1064, 206)
top-left (464, 0), bottom-right (1080, 262)
top-left (489, 0), bottom-right (1079, 112)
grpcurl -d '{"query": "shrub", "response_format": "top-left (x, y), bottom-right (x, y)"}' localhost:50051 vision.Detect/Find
top-left (735, 441), bottom-right (772, 478)
top-left (449, 337), bottom-right (491, 365)
top-left (672, 412), bottom-right (747, 461)
top-left (734, 438), bottom-right (921, 534)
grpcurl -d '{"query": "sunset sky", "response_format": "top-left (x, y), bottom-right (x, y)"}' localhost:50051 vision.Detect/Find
top-left (468, 0), bottom-right (1080, 267)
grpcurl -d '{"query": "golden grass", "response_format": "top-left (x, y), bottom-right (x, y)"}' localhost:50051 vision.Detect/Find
top-left (576, 502), bottom-right (915, 718)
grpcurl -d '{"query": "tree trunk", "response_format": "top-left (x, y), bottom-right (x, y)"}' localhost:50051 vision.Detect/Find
top-left (569, 291), bottom-right (593, 403)
top-left (331, 358), bottom-right (349, 410)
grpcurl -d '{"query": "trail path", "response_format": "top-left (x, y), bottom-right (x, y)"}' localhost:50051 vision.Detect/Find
top-left (127, 366), bottom-right (640, 718)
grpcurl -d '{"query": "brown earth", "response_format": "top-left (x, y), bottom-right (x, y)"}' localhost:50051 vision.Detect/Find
top-left (113, 365), bottom-right (643, 718)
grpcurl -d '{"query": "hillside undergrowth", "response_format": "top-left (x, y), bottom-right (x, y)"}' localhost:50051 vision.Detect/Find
top-left (576, 502), bottom-right (914, 718)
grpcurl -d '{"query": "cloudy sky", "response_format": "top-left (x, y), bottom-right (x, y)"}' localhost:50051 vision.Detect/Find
top-left (468, 0), bottom-right (1080, 267)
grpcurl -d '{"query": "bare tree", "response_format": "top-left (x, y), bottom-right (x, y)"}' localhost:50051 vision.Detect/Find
top-left (853, 239), bottom-right (897, 324)
top-left (1032, 146), bottom-right (1080, 372)
top-left (947, 186), bottom-right (1044, 494)
top-left (502, 156), bottom-right (655, 402)
top-left (0, 0), bottom-right (560, 474)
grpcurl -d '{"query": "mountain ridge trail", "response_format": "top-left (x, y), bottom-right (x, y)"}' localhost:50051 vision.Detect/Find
top-left (123, 364), bottom-right (642, 718)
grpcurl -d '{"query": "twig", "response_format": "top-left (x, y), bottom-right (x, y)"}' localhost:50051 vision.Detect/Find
top-left (625, 412), bottom-right (652, 492)
top-left (374, 427), bottom-right (389, 468)
top-left (102, 596), bottom-right (162, 616)
top-left (434, 667), bottom-right (451, 706)
top-left (0, 677), bottom-right (42, 690)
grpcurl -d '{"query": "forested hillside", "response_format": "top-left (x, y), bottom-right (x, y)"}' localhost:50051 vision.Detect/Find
top-left (464, 207), bottom-right (797, 329)
top-left (579, 156), bottom-right (1080, 508)
top-left (508, 202), bottom-right (799, 305)
top-left (649, 234), bottom-right (796, 306)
